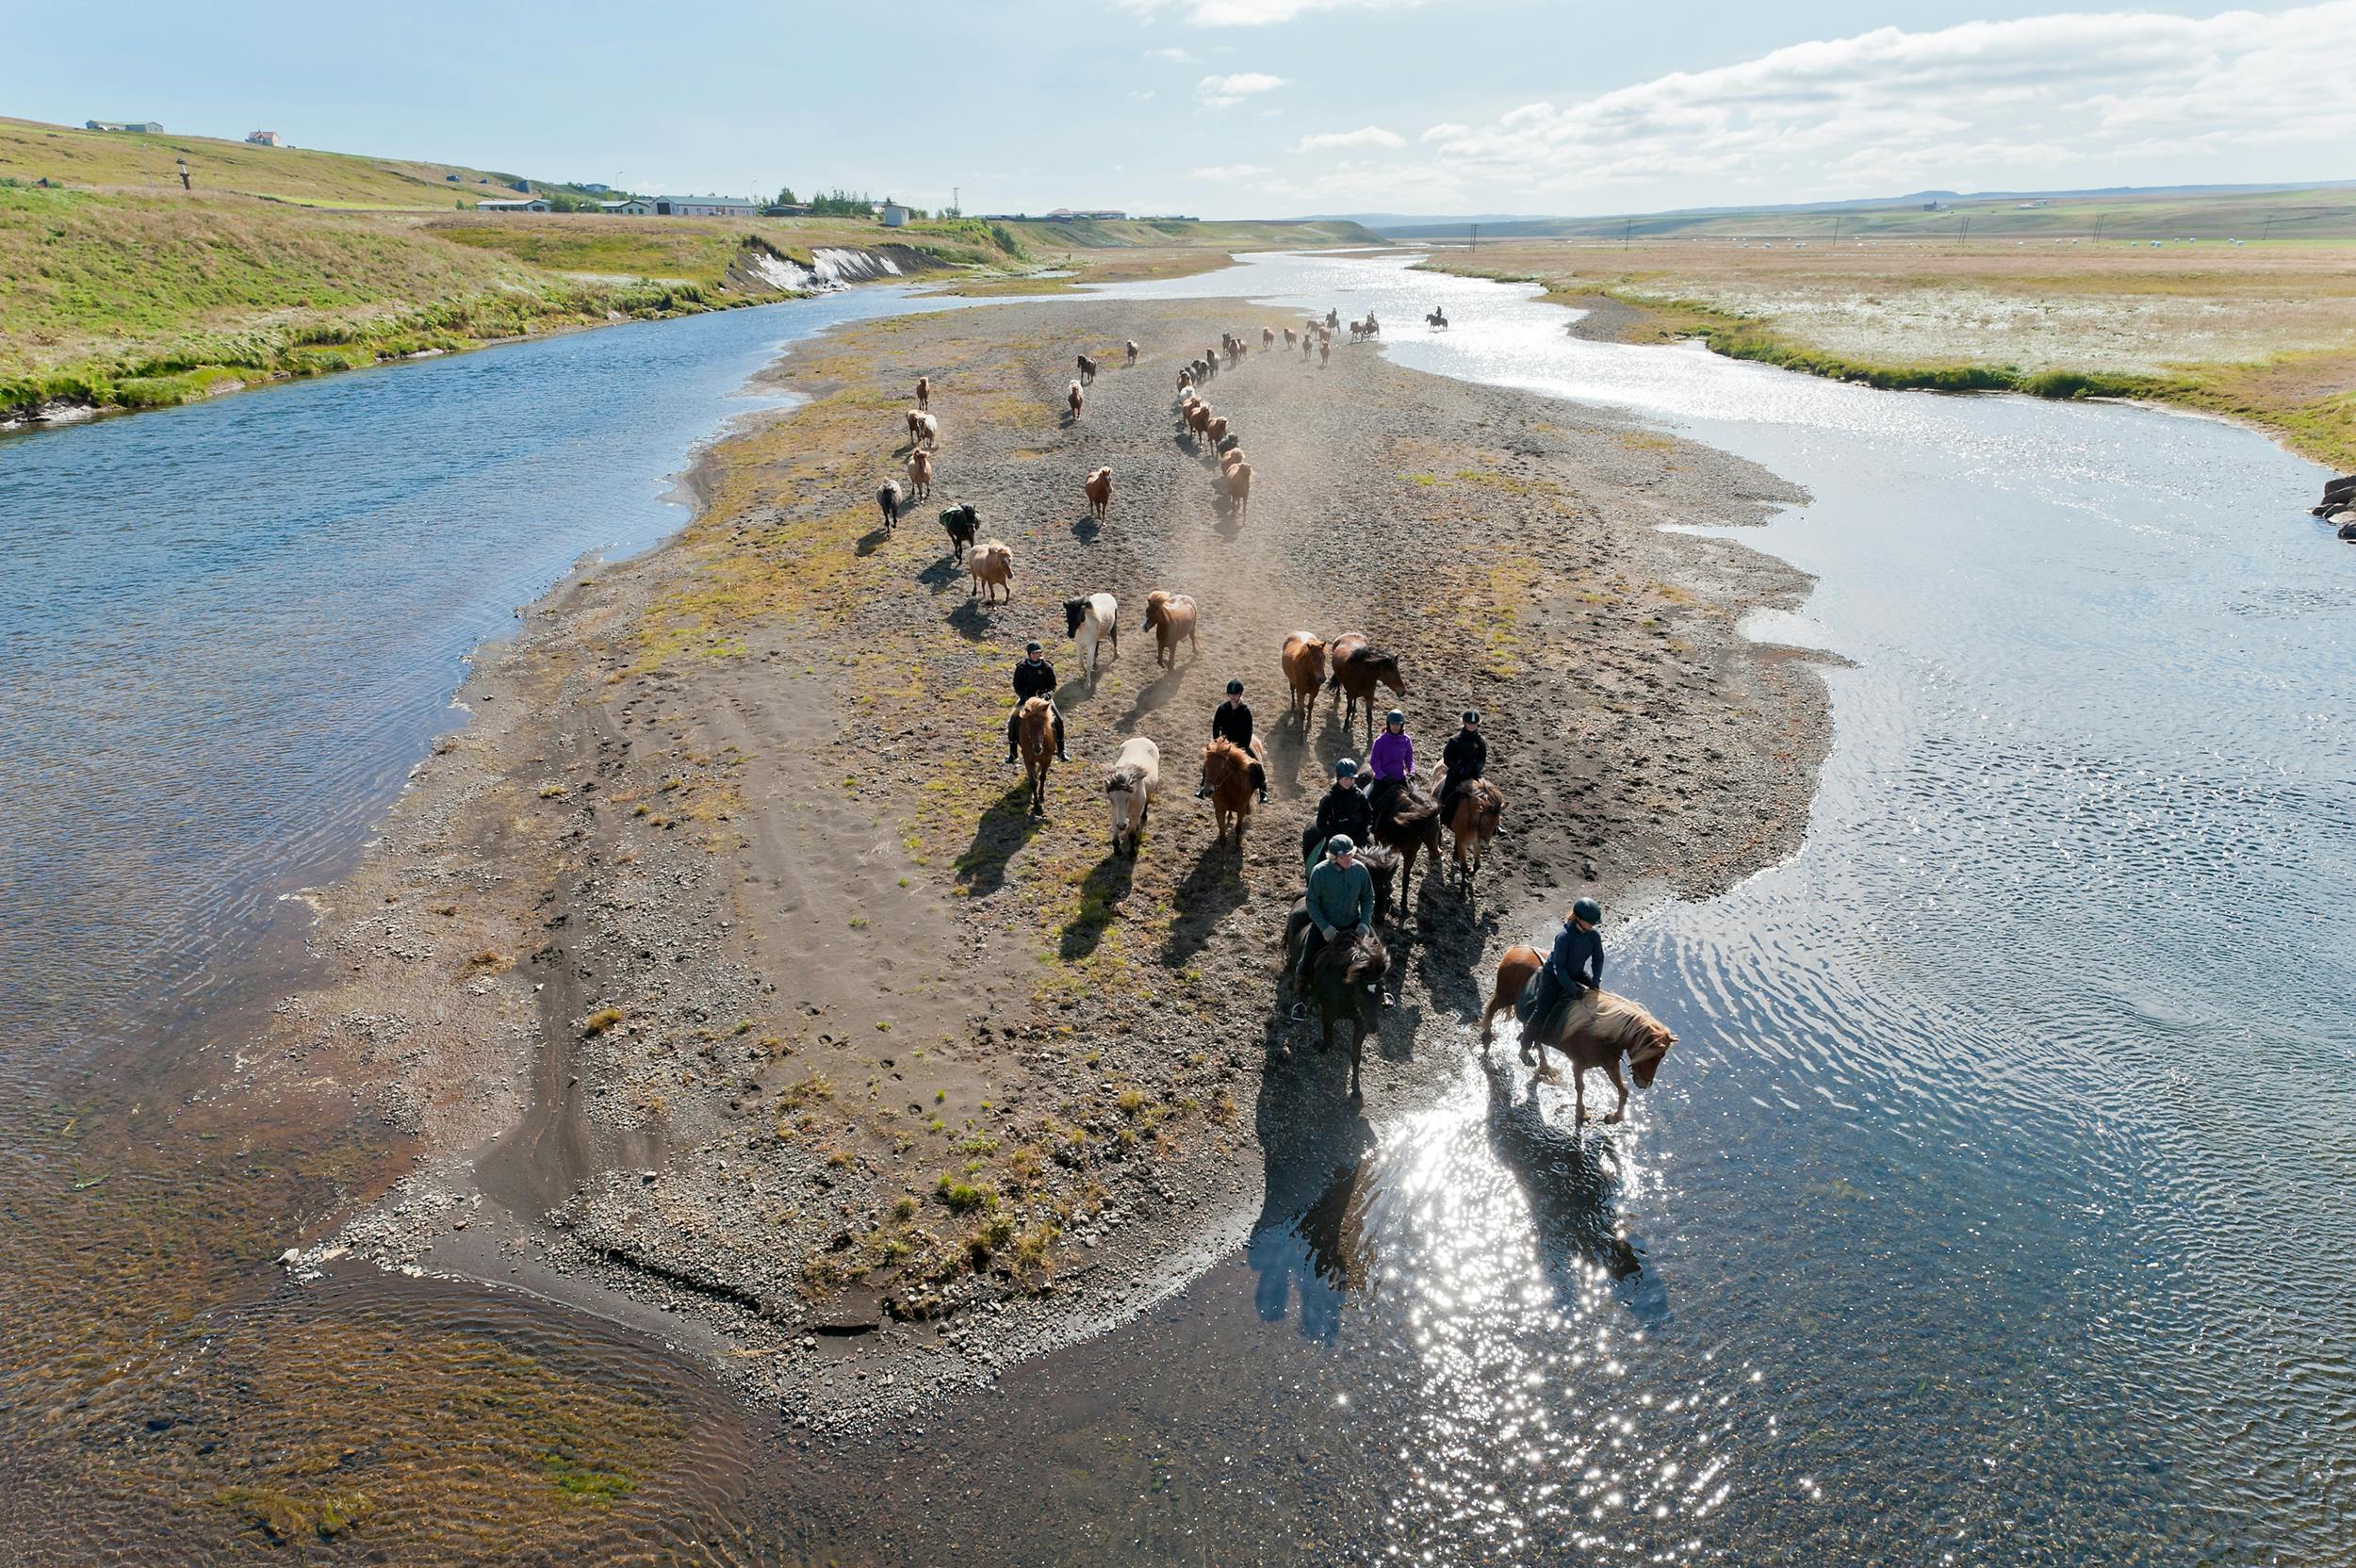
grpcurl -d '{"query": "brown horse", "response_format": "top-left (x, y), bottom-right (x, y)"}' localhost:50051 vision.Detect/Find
top-left (1326, 632), bottom-right (1409, 750)
top-left (1478, 947), bottom-right (1677, 1125)
top-left (1142, 590), bottom-right (1198, 668)
top-left (1017, 696), bottom-right (1055, 816)
top-left (1281, 632), bottom-right (1327, 725)
top-left (1199, 738), bottom-right (1255, 852)
top-left (1366, 780), bottom-right (1445, 912)
top-left (1448, 778), bottom-right (1504, 882)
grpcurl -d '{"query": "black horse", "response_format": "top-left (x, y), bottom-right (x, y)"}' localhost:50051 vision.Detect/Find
top-left (1280, 921), bottom-right (1390, 1091)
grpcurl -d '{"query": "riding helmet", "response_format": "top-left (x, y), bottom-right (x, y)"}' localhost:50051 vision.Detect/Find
top-left (1328, 835), bottom-right (1356, 856)
top-left (1226, 679), bottom-right (1244, 694)
top-left (1463, 710), bottom-right (1481, 725)
top-left (1334, 759), bottom-right (1358, 778)
top-left (1572, 897), bottom-right (1603, 924)
top-left (1026, 641), bottom-right (1042, 654)
top-left (1385, 709), bottom-right (1406, 727)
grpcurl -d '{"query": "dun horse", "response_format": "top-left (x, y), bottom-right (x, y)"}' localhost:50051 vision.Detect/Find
top-left (1478, 949), bottom-right (1677, 1125)
top-left (1104, 736), bottom-right (1160, 858)
top-left (1016, 696), bottom-right (1056, 816)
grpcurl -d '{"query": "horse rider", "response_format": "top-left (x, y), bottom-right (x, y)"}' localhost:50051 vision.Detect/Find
top-left (1521, 896), bottom-right (1604, 1063)
top-left (1003, 641), bottom-right (1070, 765)
top-left (1292, 834), bottom-right (1374, 1019)
top-left (1302, 758), bottom-right (1374, 874)
top-left (1437, 709), bottom-right (1487, 824)
top-left (1207, 678), bottom-right (1269, 804)
top-left (1366, 709), bottom-right (1416, 823)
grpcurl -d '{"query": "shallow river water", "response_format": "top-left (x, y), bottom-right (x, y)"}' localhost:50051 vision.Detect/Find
top-left (1, 253), bottom-right (2349, 1563)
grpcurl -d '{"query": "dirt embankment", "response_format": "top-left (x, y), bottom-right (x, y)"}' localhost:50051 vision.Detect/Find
top-left (251, 297), bottom-right (1830, 1428)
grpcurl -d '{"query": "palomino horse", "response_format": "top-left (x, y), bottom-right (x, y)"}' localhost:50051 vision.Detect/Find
top-left (1448, 778), bottom-right (1504, 882)
top-left (1199, 738), bottom-right (1255, 852)
top-left (1282, 633), bottom-right (1328, 726)
top-left (1478, 947), bottom-right (1678, 1125)
top-left (1017, 696), bottom-right (1056, 816)
top-left (1326, 631), bottom-right (1409, 751)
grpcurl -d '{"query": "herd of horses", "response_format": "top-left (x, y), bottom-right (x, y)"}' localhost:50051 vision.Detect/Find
top-left (871, 309), bottom-right (1675, 1119)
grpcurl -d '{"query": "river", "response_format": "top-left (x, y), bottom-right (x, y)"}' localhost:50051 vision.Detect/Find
top-left (1, 253), bottom-right (2349, 1563)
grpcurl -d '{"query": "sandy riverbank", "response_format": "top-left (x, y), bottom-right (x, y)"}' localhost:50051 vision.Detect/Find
top-left (246, 293), bottom-right (1833, 1429)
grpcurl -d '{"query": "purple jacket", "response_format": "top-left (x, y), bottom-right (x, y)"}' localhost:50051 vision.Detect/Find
top-left (1368, 730), bottom-right (1415, 782)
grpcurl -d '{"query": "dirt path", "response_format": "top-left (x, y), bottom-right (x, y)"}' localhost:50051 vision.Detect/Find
top-left (244, 295), bottom-right (1831, 1430)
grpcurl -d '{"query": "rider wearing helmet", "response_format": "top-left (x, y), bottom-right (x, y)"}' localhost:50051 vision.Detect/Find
top-left (1366, 709), bottom-right (1416, 823)
top-left (1302, 758), bottom-right (1373, 873)
top-left (1208, 678), bottom-right (1268, 804)
top-left (1004, 641), bottom-right (1069, 764)
top-left (1523, 897), bottom-right (1605, 1065)
top-left (1437, 710), bottom-right (1487, 824)
top-left (1293, 833), bottom-right (1374, 1016)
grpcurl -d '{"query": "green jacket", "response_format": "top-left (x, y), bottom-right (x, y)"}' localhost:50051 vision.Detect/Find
top-left (1306, 857), bottom-right (1374, 937)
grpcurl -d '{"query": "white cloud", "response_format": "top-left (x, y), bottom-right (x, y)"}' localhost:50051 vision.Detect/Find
top-left (1130, 89), bottom-right (1158, 100)
top-left (1120, 0), bottom-right (1425, 24)
top-left (1293, 124), bottom-right (1406, 153)
top-left (1196, 71), bottom-right (1288, 106)
top-left (1145, 46), bottom-right (1194, 62)
top-left (1189, 163), bottom-right (1276, 180)
top-left (1409, 2), bottom-right (2356, 204)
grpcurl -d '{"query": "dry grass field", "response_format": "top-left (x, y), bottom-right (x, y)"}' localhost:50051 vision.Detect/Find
top-left (1421, 235), bottom-right (2356, 469)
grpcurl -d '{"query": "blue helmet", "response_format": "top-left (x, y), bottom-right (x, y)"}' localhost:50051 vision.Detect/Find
top-left (1335, 759), bottom-right (1358, 778)
top-left (1572, 897), bottom-right (1603, 925)
top-left (1385, 709), bottom-right (1406, 727)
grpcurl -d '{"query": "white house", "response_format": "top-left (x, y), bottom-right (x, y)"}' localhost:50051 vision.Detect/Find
top-left (603, 198), bottom-right (656, 215)
top-left (880, 200), bottom-right (911, 228)
top-left (477, 197), bottom-right (549, 213)
top-left (246, 130), bottom-right (286, 147)
top-left (653, 195), bottom-right (756, 218)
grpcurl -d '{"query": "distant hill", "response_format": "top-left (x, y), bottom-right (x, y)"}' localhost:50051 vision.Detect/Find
top-left (1357, 181), bottom-right (2356, 242)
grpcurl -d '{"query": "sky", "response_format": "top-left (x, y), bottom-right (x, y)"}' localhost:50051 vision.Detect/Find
top-left (8, 0), bottom-right (2350, 217)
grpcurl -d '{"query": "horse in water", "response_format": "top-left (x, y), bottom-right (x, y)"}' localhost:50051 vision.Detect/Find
top-left (1478, 947), bottom-right (1677, 1125)
top-left (1017, 696), bottom-right (1056, 815)
top-left (1199, 738), bottom-right (1256, 852)
top-left (1326, 632), bottom-right (1409, 750)
top-left (1282, 922), bottom-right (1390, 1090)
top-left (1448, 778), bottom-right (1504, 882)
top-left (1425, 309), bottom-right (1448, 330)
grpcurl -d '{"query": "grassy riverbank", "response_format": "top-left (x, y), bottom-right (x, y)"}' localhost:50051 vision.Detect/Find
top-left (0, 116), bottom-right (1376, 424)
top-left (1418, 237), bottom-right (2356, 470)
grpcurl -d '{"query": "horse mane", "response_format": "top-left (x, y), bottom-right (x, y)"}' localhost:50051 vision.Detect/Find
top-left (1589, 991), bottom-right (1675, 1064)
top-left (1019, 694), bottom-right (1053, 720)
top-left (1203, 737), bottom-right (1248, 775)
top-left (1343, 929), bottom-right (1388, 985)
top-left (1063, 597), bottom-right (1087, 634)
top-left (1355, 843), bottom-right (1399, 874)
top-left (1104, 763), bottom-right (1144, 794)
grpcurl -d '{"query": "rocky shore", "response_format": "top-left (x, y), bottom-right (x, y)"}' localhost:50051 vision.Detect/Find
top-left (250, 294), bottom-right (1832, 1429)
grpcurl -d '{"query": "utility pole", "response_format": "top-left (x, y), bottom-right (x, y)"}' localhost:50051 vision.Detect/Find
top-left (1959, 214), bottom-right (1970, 243)
top-left (2094, 213), bottom-right (2104, 243)
top-left (1623, 216), bottom-right (1632, 251)
top-left (176, 157), bottom-right (190, 192)
top-left (2262, 214), bottom-right (2276, 241)
top-left (953, 186), bottom-right (960, 219)
top-left (1831, 215), bottom-right (1841, 243)
top-left (1469, 221), bottom-right (1479, 252)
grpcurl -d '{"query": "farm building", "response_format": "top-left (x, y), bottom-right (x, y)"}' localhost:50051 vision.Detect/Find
top-left (602, 198), bottom-right (657, 215)
top-left (652, 194), bottom-right (756, 218)
top-left (476, 196), bottom-right (549, 212)
top-left (246, 131), bottom-right (285, 147)
top-left (880, 201), bottom-right (911, 227)
top-left (86, 120), bottom-right (163, 134)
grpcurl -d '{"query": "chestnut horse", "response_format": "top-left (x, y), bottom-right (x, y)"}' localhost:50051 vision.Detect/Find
top-left (1143, 591), bottom-right (1198, 669)
top-left (1477, 947), bottom-right (1677, 1125)
top-left (1017, 696), bottom-right (1055, 816)
top-left (1199, 738), bottom-right (1255, 852)
top-left (1366, 781), bottom-right (1445, 912)
top-left (1281, 632), bottom-right (1327, 725)
top-left (1448, 779), bottom-right (1504, 882)
top-left (1326, 631), bottom-right (1409, 750)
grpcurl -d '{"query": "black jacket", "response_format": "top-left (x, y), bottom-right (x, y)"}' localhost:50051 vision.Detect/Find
top-left (1012, 658), bottom-right (1058, 702)
top-left (1308, 783), bottom-right (1373, 850)
top-left (1443, 728), bottom-right (1487, 780)
top-left (1212, 699), bottom-right (1254, 750)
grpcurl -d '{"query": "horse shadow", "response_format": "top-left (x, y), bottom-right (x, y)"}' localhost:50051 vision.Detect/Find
top-left (944, 599), bottom-right (996, 642)
top-left (1114, 662), bottom-right (1185, 732)
top-left (1058, 851), bottom-right (1136, 964)
top-left (1245, 1037), bottom-right (1376, 1340)
top-left (1159, 836), bottom-right (1252, 969)
top-left (1415, 900), bottom-right (1501, 1025)
top-left (1477, 1050), bottom-right (1665, 1320)
top-left (955, 782), bottom-right (1051, 900)
top-left (1069, 514), bottom-right (1101, 546)
top-left (855, 524), bottom-right (893, 557)
top-left (917, 553), bottom-right (963, 592)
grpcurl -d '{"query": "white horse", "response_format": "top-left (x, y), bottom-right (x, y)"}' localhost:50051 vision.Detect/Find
top-left (1064, 591), bottom-right (1120, 677)
top-left (1104, 736), bottom-right (1161, 857)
